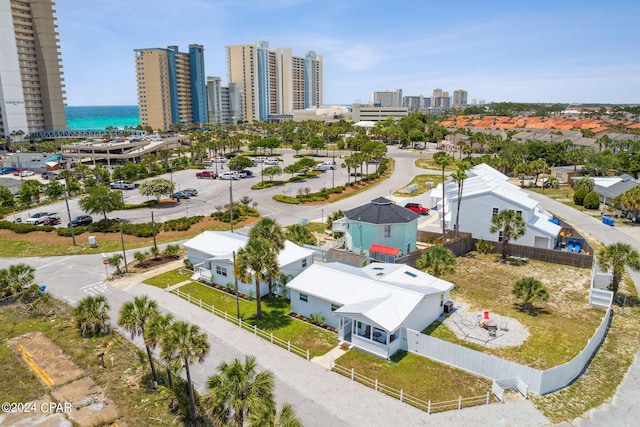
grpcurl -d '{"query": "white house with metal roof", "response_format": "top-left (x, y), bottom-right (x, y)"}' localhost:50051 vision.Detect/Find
top-left (430, 163), bottom-right (561, 249)
top-left (286, 262), bottom-right (454, 359)
top-left (183, 231), bottom-right (316, 297)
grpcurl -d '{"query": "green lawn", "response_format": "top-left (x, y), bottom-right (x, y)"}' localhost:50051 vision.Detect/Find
top-left (335, 349), bottom-right (492, 404)
top-left (176, 281), bottom-right (336, 357)
top-left (393, 174), bottom-right (442, 197)
top-left (142, 267), bottom-right (193, 289)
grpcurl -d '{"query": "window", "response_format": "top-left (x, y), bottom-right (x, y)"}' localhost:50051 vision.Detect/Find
top-left (331, 303), bottom-right (341, 312)
top-left (492, 207), bottom-right (499, 216)
top-left (516, 210), bottom-right (522, 218)
top-left (216, 265), bottom-right (227, 276)
top-left (384, 225), bottom-right (391, 238)
top-left (498, 231), bottom-right (504, 242)
top-left (299, 293), bottom-right (308, 302)
top-left (440, 293), bottom-right (444, 307)
top-left (302, 258), bottom-right (307, 268)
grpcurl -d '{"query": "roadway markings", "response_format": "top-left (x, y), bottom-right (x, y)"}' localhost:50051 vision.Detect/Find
top-left (35, 257), bottom-right (73, 271)
top-left (79, 282), bottom-right (108, 296)
top-left (16, 344), bottom-right (54, 387)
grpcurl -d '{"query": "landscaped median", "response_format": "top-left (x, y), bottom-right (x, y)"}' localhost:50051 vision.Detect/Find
top-left (164, 280), bottom-right (336, 358)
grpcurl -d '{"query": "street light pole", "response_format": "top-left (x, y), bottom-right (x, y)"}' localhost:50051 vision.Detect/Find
top-left (233, 250), bottom-right (240, 319)
top-left (229, 178), bottom-right (234, 233)
top-left (119, 220), bottom-right (129, 273)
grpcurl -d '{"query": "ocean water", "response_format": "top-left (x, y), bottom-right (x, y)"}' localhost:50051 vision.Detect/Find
top-left (65, 105), bottom-right (140, 130)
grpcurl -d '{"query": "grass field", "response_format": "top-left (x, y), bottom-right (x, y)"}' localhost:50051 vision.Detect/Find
top-left (142, 267), bottom-right (193, 289)
top-left (176, 281), bottom-right (336, 357)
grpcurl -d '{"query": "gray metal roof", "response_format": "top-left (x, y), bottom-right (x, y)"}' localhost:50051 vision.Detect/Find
top-left (344, 197), bottom-right (419, 224)
top-left (595, 181), bottom-right (639, 200)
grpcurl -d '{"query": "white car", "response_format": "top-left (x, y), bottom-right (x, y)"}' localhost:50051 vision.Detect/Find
top-left (212, 157), bottom-right (227, 163)
top-left (20, 170), bottom-right (35, 177)
top-left (25, 212), bottom-right (50, 225)
top-left (110, 180), bottom-right (135, 190)
top-left (218, 171), bottom-right (240, 180)
top-left (264, 159), bottom-right (280, 165)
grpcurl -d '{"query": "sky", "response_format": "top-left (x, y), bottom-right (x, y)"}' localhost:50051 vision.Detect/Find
top-left (55, 0), bottom-right (640, 107)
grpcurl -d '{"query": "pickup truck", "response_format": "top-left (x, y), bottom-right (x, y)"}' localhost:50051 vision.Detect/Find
top-left (110, 180), bottom-right (136, 190)
top-left (196, 170), bottom-right (217, 179)
top-left (404, 203), bottom-right (429, 215)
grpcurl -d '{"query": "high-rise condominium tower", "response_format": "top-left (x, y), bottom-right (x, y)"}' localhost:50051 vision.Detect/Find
top-left (0, 0), bottom-right (66, 138)
top-left (135, 44), bottom-right (207, 131)
top-left (372, 89), bottom-right (403, 107)
top-left (226, 41), bottom-right (322, 123)
top-left (453, 89), bottom-right (468, 106)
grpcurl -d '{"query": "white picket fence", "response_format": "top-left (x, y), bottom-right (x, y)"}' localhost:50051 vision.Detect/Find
top-left (171, 287), bottom-right (310, 360)
top-left (331, 363), bottom-right (492, 414)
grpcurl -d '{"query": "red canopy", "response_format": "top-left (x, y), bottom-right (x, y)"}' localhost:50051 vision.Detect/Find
top-left (369, 244), bottom-right (401, 256)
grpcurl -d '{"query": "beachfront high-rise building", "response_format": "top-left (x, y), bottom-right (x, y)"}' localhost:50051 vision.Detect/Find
top-left (226, 41), bottom-right (322, 123)
top-left (135, 44), bottom-right (207, 131)
top-left (453, 89), bottom-right (468, 107)
top-left (206, 76), bottom-right (244, 125)
top-left (372, 89), bottom-right (402, 107)
top-left (0, 0), bottom-right (66, 139)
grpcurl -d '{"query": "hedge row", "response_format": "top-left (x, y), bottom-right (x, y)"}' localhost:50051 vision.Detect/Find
top-left (0, 221), bottom-right (55, 234)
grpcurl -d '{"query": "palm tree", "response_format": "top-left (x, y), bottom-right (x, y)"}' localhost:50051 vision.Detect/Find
top-left (249, 218), bottom-right (285, 298)
top-left (74, 295), bottom-right (111, 337)
top-left (249, 401), bottom-right (302, 427)
top-left (234, 237), bottom-right (278, 320)
top-left (204, 355), bottom-right (275, 427)
top-left (284, 224), bottom-right (315, 246)
top-left (416, 246), bottom-right (456, 277)
top-left (451, 162), bottom-right (470, 237)
top-left (597, 242), bottom-right (640, 294)
top-left (512, 277), bottom-right (549, 315)
top-left (161, 321), bottom-right (210, 421)
top-left (107, 253), bottom-right (124, 275)
top-left (117, 296), bottom-right (160, 385)
top-left (433, 151), bottom-right (453, 242)
top-left (0, 263), bottom-right (35, 297)
top-left (147, 313), bottom-right (176, 388)
top-left (489, 209), bottom-right (526, 260)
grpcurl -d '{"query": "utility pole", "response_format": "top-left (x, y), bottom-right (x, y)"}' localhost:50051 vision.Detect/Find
top-left (229, 178), bottom-right (234, 233)
top-left (151, 211), bottom-right (157, 250)
top-left (64, 191), bottom-right (76, 246)
top-left (119, 220), bottom-right (129, 273)
top-left (233, 250), bottom-right (240, 319)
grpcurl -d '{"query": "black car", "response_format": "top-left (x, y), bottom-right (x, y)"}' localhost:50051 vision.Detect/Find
top-left (182, 188), bottom-right (198, 197)
top-left (68, 215), bottom-right (93, 227)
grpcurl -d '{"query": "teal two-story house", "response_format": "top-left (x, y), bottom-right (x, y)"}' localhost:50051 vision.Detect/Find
top-left (333, 197), bottom-right (419, 258)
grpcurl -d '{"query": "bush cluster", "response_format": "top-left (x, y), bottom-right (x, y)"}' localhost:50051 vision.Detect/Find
top-left (0, 221), bottom-right (55, 234)
top-left (273, 195), bottom-right (300, 204)
top-left (162, 216), bottom-right (204, 232)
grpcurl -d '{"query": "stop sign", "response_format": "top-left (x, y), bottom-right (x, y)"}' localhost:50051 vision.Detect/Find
top-left (103, 259), bottom-right (108, 265)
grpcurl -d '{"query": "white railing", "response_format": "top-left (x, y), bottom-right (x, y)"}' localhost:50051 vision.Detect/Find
top-left (171, 288), bottom-right (310, 361)
top-left (331, 362), bottom-right (491, 414)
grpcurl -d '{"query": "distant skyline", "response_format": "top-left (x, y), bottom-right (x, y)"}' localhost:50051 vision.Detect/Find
top-left (55, 0), bottom-right (640, 107)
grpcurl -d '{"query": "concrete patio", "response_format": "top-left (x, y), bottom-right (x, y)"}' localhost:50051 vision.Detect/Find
top-left (442, 301), bottom-right (529, 348)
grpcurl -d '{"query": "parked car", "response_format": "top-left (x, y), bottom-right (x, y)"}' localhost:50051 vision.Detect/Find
top-left (68, 215), bottom-right (93, 227)
top-left (171, 191), bottom-right (191, 200)
top-left (20, 170), bottom-right (35, 177)
top-left (404, 203), bottom-right (429, 215)
top-left (212, 157), bottom-right (227, 163)
top-left (264, 159), bottom-right (280, 165)
top-left (253, 157), bottom-right (267, 163)
top-left (240, 169), bottom-right (254, 177)
top-left (224, 152), bottom-right (238, 159)
top-left (196, 170), bottom-right (216, 179)
top-left (43, 213), bottom-right (61, 226)
top-left (110, 180), bottom-right (135, 190)
top-left (218, 171), bottom-right (240, 180)
top-left (314, 164), bottom-right (334, 171)
top-left (12, 168), bottom-right (26, 176)
top-left (182, 188), bottom-right (198, 197)
top-left (25, 212), bottom-right (50, 225)
top-left (0, 167), bottom-right (16, 174)
top-left (41, 171), bottom-right (59, 180)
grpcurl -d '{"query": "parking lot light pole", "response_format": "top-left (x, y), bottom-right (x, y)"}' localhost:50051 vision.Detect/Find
top-left (229, 178), bottom-right (234, 233)
top-left (64, 191), bottom-right (76, 246)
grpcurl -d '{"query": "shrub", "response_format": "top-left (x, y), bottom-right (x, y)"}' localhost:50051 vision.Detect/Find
top-left (57, 226), bottom-right (87, 237)
top-left (163, 244), bottom-right (180, 258)
top-left (583, 190), bottom-right (601, 209)
top-left (162, 216), bottom-right (203, 232)
top-left (476, 239), bottom-right (494, 254)
top-left (0, 221), bottom-right (54, 234)
top-left (273, 195), bottom-right (300, 204)
top-left (573, 187), bottom-right (588, 206)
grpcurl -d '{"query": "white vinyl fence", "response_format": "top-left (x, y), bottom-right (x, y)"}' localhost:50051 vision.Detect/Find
top-left (405, 308), bottom-right (611, 395)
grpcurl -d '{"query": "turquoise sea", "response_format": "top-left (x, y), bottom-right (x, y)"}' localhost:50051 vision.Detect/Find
top-left (65, 105), bottom-right (140, 130)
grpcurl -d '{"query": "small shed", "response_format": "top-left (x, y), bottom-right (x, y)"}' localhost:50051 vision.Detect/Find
top-left (369, 244), bottom-right (402, 263)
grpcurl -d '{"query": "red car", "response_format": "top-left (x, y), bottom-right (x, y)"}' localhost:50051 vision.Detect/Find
top-left (405, 203), bottom-right (429, 215)
top-left (196, 170), bottom-right (216, 179)
top-left (12, 168), bottom-right (26, 176)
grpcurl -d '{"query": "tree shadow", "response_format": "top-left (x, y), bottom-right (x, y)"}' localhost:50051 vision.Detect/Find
top-left (251, 309), bottom-right (292, 330)
top-left (512, 302), bottom-right (550, 317)
top-left (390, 350), bottom-right (408, 364)
top-left (616, 293), bottom-right (640, 308)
